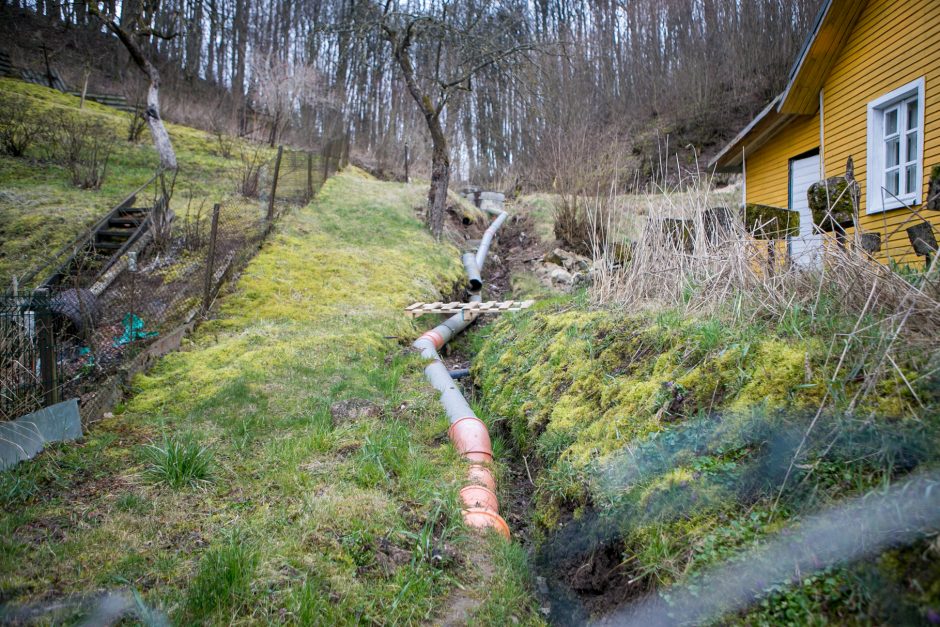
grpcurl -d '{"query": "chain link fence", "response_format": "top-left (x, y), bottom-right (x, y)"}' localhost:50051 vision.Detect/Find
top-left (1, 135), bottom-right (348, 424)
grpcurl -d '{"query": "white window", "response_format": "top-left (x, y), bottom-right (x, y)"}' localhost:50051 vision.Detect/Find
top-left (866, 77), bottom-right (925, 213)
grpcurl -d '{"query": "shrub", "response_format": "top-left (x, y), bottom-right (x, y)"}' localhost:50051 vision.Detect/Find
top-left (237, 146), bottom-right (266, 197)
top-left (140, 435), bottom-right (213, 489)
top-left (0, 92), bottom-right (47, 157)
top-left (54, 112), bottom-right (115, 189)
top-left (127, 103), bottom-right (147, 142)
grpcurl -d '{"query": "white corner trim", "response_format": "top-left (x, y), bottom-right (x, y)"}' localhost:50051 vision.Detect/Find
top-left (866, 76), bottom-right (926, 215)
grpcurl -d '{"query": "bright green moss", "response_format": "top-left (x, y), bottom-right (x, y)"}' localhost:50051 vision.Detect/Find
top-left (473, 300), bottom-right (938, 622)
top-left (730, 339), bottom-right (816, 411)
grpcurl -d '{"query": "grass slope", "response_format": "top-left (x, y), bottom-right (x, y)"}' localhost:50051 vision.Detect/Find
top-left (472, 293), bottom-right (940, 624)
top-left (0, 170), bottom-right (541, 625)
top-left (0, 78), bottom-right (273, 284)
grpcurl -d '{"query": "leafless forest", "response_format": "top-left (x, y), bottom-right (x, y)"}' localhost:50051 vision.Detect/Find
top-left (2, 0), bottom-right (822, 186)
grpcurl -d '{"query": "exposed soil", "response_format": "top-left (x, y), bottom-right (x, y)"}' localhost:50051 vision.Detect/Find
top-left (452, 204), bottom-right (650, 624)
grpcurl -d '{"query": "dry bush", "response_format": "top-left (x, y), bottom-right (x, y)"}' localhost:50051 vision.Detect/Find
top-left (127, 103), bottom-right (147, 143)
top-left (181, 192), bottom-right (209, 252)
top-left (533, 111), bottom-right (637, 255)
top-left (591, 161), bottom-right (940, 414)
top-left (0, 92), bottom-right (49, 157)
top-left (237, 145), bottom-right (266, 198)
top-left (53, 112), bottom-right (116, 190)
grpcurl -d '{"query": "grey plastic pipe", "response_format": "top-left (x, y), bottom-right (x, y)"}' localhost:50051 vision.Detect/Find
top-left (462, 252), bottom-right (483, 293)
top-left (476, 206), bottom-right (508, 270)
top-left (413, 202), bottom-right (510, 538)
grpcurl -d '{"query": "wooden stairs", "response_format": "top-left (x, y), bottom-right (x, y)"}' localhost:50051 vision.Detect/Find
top-left (43, 198), bottom-right (154, 288)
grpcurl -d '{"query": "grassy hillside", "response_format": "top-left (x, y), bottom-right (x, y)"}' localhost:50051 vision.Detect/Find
top-left (472, 292), bottom-right (940, 623)
top-left (0, 78), bottom-right (272, 285)
top-left (0, 170), bottom-right (542, 624)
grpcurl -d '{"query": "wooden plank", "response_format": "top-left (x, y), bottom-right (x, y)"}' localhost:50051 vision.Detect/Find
top-left (405, 300), bottom-right (536, 317)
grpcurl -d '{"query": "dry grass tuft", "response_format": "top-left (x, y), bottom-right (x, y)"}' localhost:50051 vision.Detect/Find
top-left (589, 162), bottom-right (940, 415)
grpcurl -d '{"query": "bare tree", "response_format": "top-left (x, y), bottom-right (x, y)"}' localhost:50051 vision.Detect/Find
top-left (249, 50), bottom-right (320, 148)
top-left (86, 1), bottom-right (179, 171)
top-left (377, 2), bottom-right (536, 239)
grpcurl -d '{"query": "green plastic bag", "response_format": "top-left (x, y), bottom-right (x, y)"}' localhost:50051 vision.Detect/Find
top-left (113, 313), bottom-right (158, 347)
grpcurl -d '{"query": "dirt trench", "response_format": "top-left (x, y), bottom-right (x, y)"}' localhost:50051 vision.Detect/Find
top-left (440, 207), bottom-right (646, 624)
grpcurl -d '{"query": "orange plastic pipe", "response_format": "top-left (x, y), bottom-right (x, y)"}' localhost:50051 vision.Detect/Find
top-left (463, 507), bottom-right (510, 539)
top-left (460, 484), bottom-right (500, 512)
top-left (448, 416), bottom-right (493, 460)
top-left (467, 464), bottom-right (497, 492)
top-left (413, 203), bottom-right (511, 540)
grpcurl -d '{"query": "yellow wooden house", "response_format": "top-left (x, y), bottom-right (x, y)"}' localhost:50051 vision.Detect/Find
top-left (711, 0), bottom-right (940, 267)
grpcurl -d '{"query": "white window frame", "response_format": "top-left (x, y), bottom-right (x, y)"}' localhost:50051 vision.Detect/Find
top-left (866, 77), bottom-right (925, 214)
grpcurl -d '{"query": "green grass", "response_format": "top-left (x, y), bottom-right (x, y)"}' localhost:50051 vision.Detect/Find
top-left (140, 435), bottom-right (214, 489)
top-left (0, 168), bottom-right (544, 624)
top-left (185, 531), bottom-right (259, 622)
top-left (0, 78), bottom-right (274, 284)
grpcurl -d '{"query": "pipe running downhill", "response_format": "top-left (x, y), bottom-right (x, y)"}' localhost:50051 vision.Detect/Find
top-left (413, 202), bottom-right (510, 539)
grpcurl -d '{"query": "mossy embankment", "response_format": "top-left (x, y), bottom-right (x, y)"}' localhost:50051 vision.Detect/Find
top-left (0, 78), bottom-right (273, 284)
top-left (471, 295), bottom-right (940, 623)
top-left (0, 170), bottom-right (542, 624)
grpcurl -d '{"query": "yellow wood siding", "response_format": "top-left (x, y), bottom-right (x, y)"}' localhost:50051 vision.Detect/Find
top-left (744, 113), bottom-right (819, 209)
top-left (742, 0), bottom-right (940, 267)
top-left (821, 0), bottom-right (940, 265)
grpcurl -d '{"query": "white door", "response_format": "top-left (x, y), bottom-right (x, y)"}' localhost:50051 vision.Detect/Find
top-left (789, 154), bottom-right (822, 267)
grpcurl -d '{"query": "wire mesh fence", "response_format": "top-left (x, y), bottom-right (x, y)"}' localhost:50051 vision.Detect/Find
top-left (1, 135), bottom-right (348, 424)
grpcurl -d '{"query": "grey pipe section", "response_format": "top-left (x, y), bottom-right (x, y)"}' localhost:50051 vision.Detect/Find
top-left (463, 252), bottom-right (483, 292)
top-left (414, 211), bottom-right (503, 426)
top-left (475, 207), bottom-right (508, 270)
top-left (449, 369), bottom-right (470, 379)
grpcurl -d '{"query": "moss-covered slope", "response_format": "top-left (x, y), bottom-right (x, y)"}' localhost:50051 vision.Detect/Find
top-left (472, 300), bottom-right (940, 623)
top-left (0, 78), bottom-right (273, 284)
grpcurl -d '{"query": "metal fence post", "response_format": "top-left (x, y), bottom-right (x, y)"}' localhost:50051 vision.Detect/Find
top-left (307, 151), bottom-right (314, 201)
top-left (267, 145), bottom-right (284, 224)
top-left (203, 203), bottom-right (221, 312)
top-left (404, 143), bottom-right (410, 183)
top-left (35, 288), bottom-right (59, 407)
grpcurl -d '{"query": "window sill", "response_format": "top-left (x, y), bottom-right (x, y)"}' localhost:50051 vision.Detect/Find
top-left (866, 196), bottom-right (920, 215)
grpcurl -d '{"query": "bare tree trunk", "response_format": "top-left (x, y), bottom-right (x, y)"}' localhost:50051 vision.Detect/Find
top-left (388, 30), bottom-right (448, 239)
top-left (145, 79), bottom-right (177, 170)
top-left (427, 142), bottom-right (450, 239)
top-left (91, 5), bottom-right (178, 171)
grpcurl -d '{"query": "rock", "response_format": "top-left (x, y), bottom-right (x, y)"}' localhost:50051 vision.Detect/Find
top-left (545, 248), bottom-right (591, 273)
top-left (807, 175), bottom-right (858, 232)
top-left (907, 222), bottom-right (938, 256)
top-left (573, 271), bottom-right (593, 287)
top-left (928, 165), bottom-right (940, 212)
top-left (550, 267), bottom-right (574, 286)
top-left (535, 576), bottom-right (549, 595)
top-left (330, 398), bottom-right (381, 425)
top-left (534, 261), bottom-right (564, 279)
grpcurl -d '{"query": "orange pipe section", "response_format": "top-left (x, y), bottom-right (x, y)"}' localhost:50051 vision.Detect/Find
top-left (448, 416), bottom-right (493, 460)
top-left (467, 463), bottom-right (497, 492)
top-left (460, 484), bottom-right (500, 512)
top-left (419, 329), bottom-right (446, 350)
top-left (463, 507), bottom-right (511, 539)
top-left (448, 416), bottom-right (509, 537)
